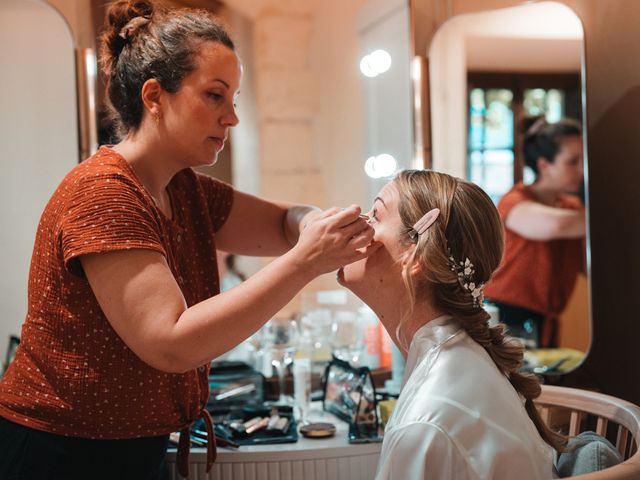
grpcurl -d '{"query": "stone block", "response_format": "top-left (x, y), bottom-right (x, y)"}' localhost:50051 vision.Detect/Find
top-left (254, 15), bottom-right (312, 68)
top-left (260, 170), bottom-right (325, 207)
top-left (261, 0), bottom-right (317, 17)
top-left (223, 0), bottom-right (316, 20)
top-left (260, 121), bottom-right (315, 172)
top-left (256, 67), bottom-right (318, 121)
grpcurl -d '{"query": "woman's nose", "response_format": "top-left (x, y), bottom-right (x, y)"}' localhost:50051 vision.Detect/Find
top-left (221, 107), bottom-right (239, 127)
top-left (224, 113), bottom-right (239, 127)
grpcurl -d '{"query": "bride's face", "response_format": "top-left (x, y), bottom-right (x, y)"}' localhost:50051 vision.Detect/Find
top-left (338, 182), bottom-right (411, 299)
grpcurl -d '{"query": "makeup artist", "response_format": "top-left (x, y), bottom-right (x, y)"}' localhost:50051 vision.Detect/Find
top-left (0, 2), bottom-right (377, 479)
top-left (484, 117), bottom-right (585, 348)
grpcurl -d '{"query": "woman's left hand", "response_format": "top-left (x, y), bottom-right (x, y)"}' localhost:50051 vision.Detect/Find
top-left (289, 205), bottom-right (379, 276)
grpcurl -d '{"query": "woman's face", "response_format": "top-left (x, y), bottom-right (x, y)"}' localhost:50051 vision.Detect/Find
top-left (541, 135), bottom-right (584, 193)
top-left (161, 42), bottom-right (240, 167)
top-left (339, 182), bottom-right (411, 300)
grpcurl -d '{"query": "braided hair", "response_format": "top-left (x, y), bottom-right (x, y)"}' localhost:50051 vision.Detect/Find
top-left (394, 169), bottom-right (566, 452)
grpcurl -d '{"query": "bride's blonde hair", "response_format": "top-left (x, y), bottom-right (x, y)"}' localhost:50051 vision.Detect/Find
top-left (394, 169), bottom-right (566, 452)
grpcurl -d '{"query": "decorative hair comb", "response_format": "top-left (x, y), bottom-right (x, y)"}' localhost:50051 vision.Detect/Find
top-left (449, 255), bottom-right (484, 307)
top-left (409, 208), bottom-right (440, 241)
top-left (119, 16), bottom-right (151, 41)
top-left (526, 117), bottom-right (547, 136)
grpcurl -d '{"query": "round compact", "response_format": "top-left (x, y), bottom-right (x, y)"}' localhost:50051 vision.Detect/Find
top-left (299, 422), bottom-right (337, 439)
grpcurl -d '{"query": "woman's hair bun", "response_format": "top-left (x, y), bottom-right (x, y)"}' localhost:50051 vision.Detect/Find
top-left (100, 0), bottom-right (155, 75)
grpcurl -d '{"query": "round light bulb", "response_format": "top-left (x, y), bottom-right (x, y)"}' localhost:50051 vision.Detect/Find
top-left (364, 156), bottom-right (378, 178)
top-left (373, 153), bottom-right (397, 177)
top-left (359, 55), bottom-right (378, 78)
top-left (369, 49), bottom-right (392, 74)
top-left (364, 154), bottom-right (397, 178)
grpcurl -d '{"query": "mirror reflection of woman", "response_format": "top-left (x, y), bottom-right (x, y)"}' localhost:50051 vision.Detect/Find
top-left (339, 170), bottom-right (563, 480)
top-left (0, 2), bottom-right (377, 479)
top-left (484, 118), bottom-right (585, 348)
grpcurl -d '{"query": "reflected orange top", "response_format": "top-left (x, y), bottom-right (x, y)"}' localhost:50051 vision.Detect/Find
top-left (484, 183), bottom-right (584, 318)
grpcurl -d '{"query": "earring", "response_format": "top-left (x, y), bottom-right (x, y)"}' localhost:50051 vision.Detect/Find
top-left (153, 111), bottom-right (161, 124)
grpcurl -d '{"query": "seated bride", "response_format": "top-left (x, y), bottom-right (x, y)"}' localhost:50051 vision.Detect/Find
top-left (338, 169), bottom-right (565, 480)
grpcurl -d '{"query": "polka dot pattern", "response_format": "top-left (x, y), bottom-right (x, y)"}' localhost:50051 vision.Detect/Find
top-left (0, 146), bottom-right (234, 439)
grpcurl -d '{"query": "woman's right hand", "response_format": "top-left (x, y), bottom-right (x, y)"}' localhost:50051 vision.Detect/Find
top-left (290, 205), bottom-right (379, 275)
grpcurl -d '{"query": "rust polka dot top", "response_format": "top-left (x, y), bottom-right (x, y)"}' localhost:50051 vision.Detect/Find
top-left (484, 183), bottom-right (583, 319)
top-left (0, 146), bottom-right (234, 439)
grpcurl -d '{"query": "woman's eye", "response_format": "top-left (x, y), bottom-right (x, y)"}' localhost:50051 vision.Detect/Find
top-left (208, 92), bottom-right (223, 101)
top-left (369, 209), bottom-right (379, 222)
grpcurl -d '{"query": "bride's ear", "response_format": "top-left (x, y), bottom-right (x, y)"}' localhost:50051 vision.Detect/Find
top-left (401, 245), bottom-right (422, 277)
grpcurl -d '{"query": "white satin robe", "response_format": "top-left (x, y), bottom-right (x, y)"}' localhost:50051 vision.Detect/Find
top-left (375, 316), bottom-right (554, 480)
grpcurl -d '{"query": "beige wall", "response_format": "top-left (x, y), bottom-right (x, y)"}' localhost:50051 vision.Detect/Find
top-left (312, 0), bottom-right (369, 210)
top-left (47, 0), bottom-right (95, 48)
top-left (218, 0), bottom-right (373, 314)
top-left (0, 0), bottom-right (79, 362)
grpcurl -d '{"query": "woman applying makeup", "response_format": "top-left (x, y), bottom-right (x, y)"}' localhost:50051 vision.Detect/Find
top-left (484, 117), bottom-right (585, 348)
top-left (0, 2), bottom-right (376, 478)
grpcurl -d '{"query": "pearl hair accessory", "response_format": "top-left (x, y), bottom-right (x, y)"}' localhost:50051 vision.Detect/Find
top-left (449, 255), bottom-right (484, 307)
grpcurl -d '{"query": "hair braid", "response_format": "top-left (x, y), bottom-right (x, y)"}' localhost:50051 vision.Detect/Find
top-left (458, 313), bottom-right (567, 452)
top-left (395, 169), bottom-right (567, 452)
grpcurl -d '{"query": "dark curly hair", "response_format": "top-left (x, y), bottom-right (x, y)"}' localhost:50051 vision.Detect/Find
top-left (99, 0), bottom-right (235, 137)
top-left (521, 116), bottom-right (582, 176)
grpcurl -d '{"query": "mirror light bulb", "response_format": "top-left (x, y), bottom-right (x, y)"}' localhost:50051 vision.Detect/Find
top-left (364, 154), bottom-right (397, 178)
top-left (369, 49), bottom-right (391, 74)
top-left (364, 156), bottom-right (377, 178)
top-left (359, 56), bottom-right (377, 78)
top-left (359, 49), bottom-right (392, 78)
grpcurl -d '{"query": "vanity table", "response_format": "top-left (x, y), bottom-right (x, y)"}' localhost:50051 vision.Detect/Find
top-left (166, 407), bottom-right (382, 480)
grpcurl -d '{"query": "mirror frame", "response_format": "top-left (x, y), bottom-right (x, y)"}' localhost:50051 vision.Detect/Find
top-left (410, 0), bottom-right (640, 404)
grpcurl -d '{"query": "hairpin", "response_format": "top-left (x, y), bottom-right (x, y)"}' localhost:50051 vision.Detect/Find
top-left (409, 208), bottom-right (440, 241)
top-left (526, 117), bottom-right (547, 136)
top-left (119, 16), bottom-right (151, 41)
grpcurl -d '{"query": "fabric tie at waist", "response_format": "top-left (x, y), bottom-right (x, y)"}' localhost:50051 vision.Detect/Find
top-left (177, 408), bottom-right (217, 478)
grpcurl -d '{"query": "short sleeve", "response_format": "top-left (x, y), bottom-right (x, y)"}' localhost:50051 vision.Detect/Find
top-left (196, 173), bottom-right (234, 232)
top-left (59, 171), bottom-right (166, 276)
top-left (376, 422), bottom-right (474, 480)
top-left (496, 186), bottom-right (531, 222)
top-left (560, 194), bottom-right (584, 211)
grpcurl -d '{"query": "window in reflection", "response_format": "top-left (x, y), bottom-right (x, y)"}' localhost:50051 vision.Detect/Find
top-left (468, 88), bottom-right (514, 203)
top-left (429, 2), bottom-right (587, 374)
top-left (466, 75), bottom-right (581, 202)
top-left (523, 88), bottom-right (564, 121)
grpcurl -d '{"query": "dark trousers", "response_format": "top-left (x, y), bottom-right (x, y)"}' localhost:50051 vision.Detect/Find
top-left (488, 300), bottom-right (558, 348)
top-left (0, 416), bottom-right (169, 480)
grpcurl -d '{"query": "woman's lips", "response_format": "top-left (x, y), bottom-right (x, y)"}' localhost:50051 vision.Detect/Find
top-left (210, 137), bottom-right (225, 150)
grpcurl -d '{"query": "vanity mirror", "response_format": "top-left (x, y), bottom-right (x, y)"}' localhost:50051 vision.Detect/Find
top-left (409, 0), bottom-right (640, 404)
top-left (427, 2), bottom-right (588, 373)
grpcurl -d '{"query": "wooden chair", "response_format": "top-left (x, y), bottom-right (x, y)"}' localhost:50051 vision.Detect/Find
top-left (535, 386), bottom-right (640, 479)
